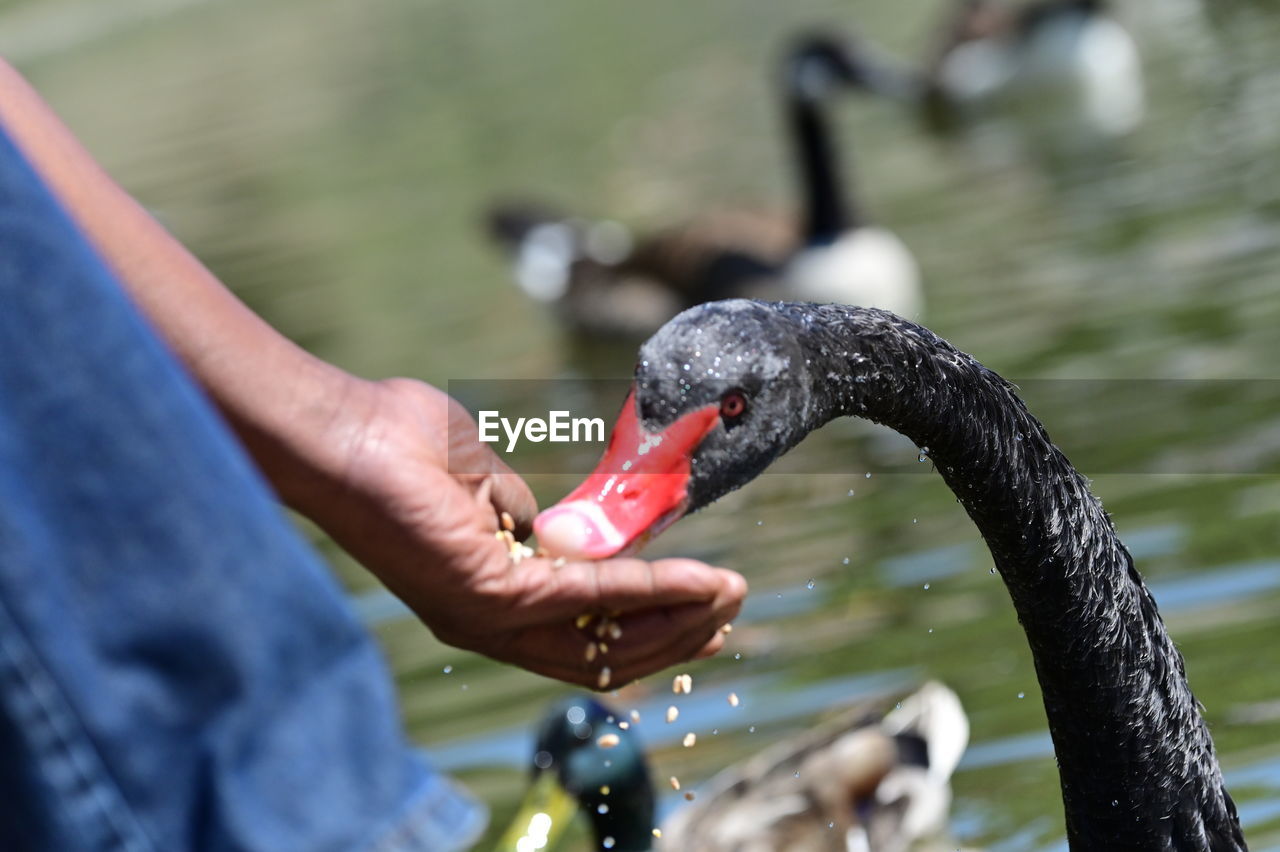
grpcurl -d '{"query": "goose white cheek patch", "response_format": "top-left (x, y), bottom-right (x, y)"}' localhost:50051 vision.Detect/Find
top-left (534, 389), bottom-right (720, 559)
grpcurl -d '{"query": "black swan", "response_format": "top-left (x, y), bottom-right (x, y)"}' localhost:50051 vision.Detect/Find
top-left (484, 35), bottom-right (920, 339)
top-left (501, 683), bottom-right (967, 852)
top-left (535, 300), bottom-right (1246, 850)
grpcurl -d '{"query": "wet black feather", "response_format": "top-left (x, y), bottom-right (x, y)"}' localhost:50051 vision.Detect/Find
top-left (633, 300), bottom-right (1246, 851)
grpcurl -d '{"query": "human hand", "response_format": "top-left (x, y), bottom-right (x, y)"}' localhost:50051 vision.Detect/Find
top-left (299, 377), bottom-right (747, 688)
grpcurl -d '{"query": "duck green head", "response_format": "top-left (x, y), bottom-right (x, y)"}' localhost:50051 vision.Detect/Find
top-left (496, 696), bottom-right (656, 852)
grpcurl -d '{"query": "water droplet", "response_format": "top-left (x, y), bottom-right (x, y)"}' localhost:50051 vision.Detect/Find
top-left (1018, 692), bottom-right (1026, 699)
top-left (928, 628), bottom-right (934, 634)
top-left (775, 592), bottom-right (782, 599)
top-left (847, 489), bottom-right (855, 497)
top-left (603, 837), bottom-right (616, 849)
top-left (864, 472), bottom-right (872, 479)
top-left (534, 750), bottom-right (553, 769)
top-left (828, 821), bottom-right (835, 829)
top-left (598, 804), bottom-right (610, 814)
top-left (749, 726), bottom-right (756, 733)
top-left (917, 447), bottom-right (930, 462)
top-left (989, 567), bottom-right (997, 574)
top-left (923, 583), bottom-right (930, 590)
top-left (793, 770), bottom-right (800, 778)
top-left (733, 653), bottom-right (742, 660)
top-left (682, 363), bottom-right (690, 371)
top-left (913, 518), bottom-right (919, 524)
top-left (461, 683), bottom-right (468, 690)
top-left (756, 520), bottom-right (763, 526)
top-left (712, 728), bottom-right (719, 735)
top-left (842, 557), bottom-right (850, 565)
top-left (895, 702), bottom-right (902, 710)
top-left (806, 579), bottom-right (816, 590)
top-left (442, 665), bottom-right (453, 674)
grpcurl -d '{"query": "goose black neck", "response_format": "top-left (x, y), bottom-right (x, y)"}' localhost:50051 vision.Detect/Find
top-left (783, 46), bottom-right (861, 242)
top-left (785, 304), bottom-right (1245, 850)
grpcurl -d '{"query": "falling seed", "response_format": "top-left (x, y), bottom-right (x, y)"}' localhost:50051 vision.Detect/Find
top-left (585, 643), bottom-right (598, 662)
top-left (669, 776), bottom-right (681, 791)
top-left (671, 673), bottom-right (693, 694)
top-left (728, 692), bottom-right (740, 707)
top-left (684, 791), bottom-right (696, 801)
top-left (608, 621), bottom-right (623, 640)
top-left (618, 721), bottom-right (629, 730)
top-left (595, 620), bottom-right (609, 639)
top-left (597, 733), bottom-right (620, 749)
top-left (666, 706), bottom-right (679, 723)
top-left (500, 511), bottom-right (515, 532)
top-left (630, 710), bottom-right (641, 724)
top-left (599, 642), bottom-right (609, 655)
top-left (719, 623), bottom-right (733, 634)
top-left (575, 614), bottom-right (592, 630)
top-left (683, 733), bottom-right (696, 748)
top-left (600, 785), bottom-right (610, 795)
top-left (598, 667), bottom-right (612, 689)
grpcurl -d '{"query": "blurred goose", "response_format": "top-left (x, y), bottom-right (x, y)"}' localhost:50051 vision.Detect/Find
top-left (846, 0), bottom-right (1145, 139)
top-left (495, 682), bottom-right (968, 852)
top-left (485, 35), bottom-right (922, 339)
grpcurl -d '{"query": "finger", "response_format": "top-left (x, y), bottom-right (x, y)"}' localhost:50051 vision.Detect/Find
top-left (595, 612), bottom-right (732, 687)
top-left (504, 557), bottom-right (747, 623)
top-left (486, 471), bottom-right (537, 536)
top-left (693, 630), bottom-right (727, 658)
top-left (466, 595), bottom-right (737, 690)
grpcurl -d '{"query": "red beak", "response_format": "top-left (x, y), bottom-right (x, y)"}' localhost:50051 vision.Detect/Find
top-left (534, 389), bottom-right (720, 559)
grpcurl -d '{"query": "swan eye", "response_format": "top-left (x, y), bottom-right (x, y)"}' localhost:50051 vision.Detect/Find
top-left (719, 391), bottom-right (748, 422)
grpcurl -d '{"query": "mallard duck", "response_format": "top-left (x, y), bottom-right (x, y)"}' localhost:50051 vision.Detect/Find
top-left (496, 682), bottom-right (968, 851)
top-left (485, 35), bottom-right (921, 339)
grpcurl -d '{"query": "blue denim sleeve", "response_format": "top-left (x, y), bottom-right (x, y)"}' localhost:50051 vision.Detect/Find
top-left (0, 128), bottom-right (486, 851)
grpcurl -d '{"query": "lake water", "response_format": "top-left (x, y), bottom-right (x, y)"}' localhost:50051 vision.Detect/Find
top-left (6, 0), bottom-right (1279, 848)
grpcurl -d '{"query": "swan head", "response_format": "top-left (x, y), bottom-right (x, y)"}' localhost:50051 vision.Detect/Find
top-left (536, 300), bottom-right (848, 558)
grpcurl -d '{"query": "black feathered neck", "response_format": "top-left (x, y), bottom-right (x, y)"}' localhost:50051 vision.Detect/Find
top-left (640, 301), bottom-right (1246, 850)
top-left (782, 37), bottom-right (864, 242)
